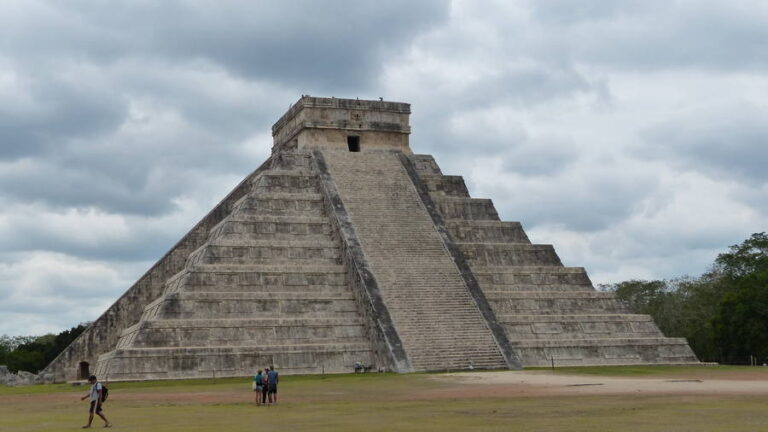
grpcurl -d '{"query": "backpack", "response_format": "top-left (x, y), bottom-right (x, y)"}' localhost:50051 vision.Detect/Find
top-left (100, 384), bottom-right (109, 402)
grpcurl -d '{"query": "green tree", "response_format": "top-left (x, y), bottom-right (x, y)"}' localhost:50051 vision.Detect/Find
top-left (714, 271), bottom-right (768, 362)
top-left (713, 232), bottom-right (768, 279)
top-left (0, 324), bottom-right (87, 373)
top-left (711, 233), bottom-right (768, 363)
top-left (607, 233), bottom-right (768, 364)
top-left (669, 276), bottom-right (723, 362)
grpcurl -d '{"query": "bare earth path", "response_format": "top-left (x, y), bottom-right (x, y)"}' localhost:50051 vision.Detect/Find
top-left (432, 370), bottom-right (768, 398)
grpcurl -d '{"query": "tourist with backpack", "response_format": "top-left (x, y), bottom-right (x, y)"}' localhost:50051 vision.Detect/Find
top-left (80, 375), bottom-right (111, 428)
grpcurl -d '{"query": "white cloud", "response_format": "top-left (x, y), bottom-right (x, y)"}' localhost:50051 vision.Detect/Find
top-left (0, 252), bottom-right (145, 335)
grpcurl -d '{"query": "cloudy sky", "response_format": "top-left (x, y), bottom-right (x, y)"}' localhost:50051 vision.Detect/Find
top-left (1, 0), bottom-right (766, 336)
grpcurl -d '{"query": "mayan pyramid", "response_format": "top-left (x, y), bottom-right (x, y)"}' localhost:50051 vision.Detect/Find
top-left (45, 96), bottom-right (697, 381)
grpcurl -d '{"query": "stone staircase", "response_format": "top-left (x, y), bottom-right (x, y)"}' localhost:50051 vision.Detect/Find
top-left (95, 152), bottom-right (375, 380)
top-left (321, 150), bottom-right (508, 371)
top-left (409, 154), bottom-right (698, 366)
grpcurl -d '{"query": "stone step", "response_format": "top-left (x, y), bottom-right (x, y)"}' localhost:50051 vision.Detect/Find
top-left (408, 349), bottom-right (508, 359)
top-left (164, 291), bottom-right (356, 300)
top-left (205, 238), bottom-right (338, 248)
top-left (490, 296), bottom-right (628, 314)
top-left (500, 313), bottom-right (654, 323)
top-left (209, 216), bottom-right (332, 242)
top-left (136, 316), bottom-right (367, 329)
top-left (100, 342), bottom-right (376, 359)
top-left (398, 334), bottom-right (504, 344)
top-left (380, 303), bottom-right (490, 313)
top-left (508, 330), bottom-right (664, 340)
top-left (119, 316), bottom-right (367, 339)
top-left (95, 342), bottom-right (375, 380)
top-left (179, 284), bottom-right (353, 294)
top-left (187, 241), bottom-right (341, 266)
top-left (418, 174), bottom-right (470, 197)
top-left (189, 263), bottom-right (347, 273)
top-left (432, 197), bottom-right (500, 221)
top-left (409, 357), bottom-right (507, 367)
top-left (408, 154), bottom-right (443, 175)
top-left (511, 337), bottom-right (699, 367)
top-left (471, 266), bottom-right (593, 287)
top-left (101, 343), bottom-right (377, 358)
top-left (482, 285), bottom-right (596, 293)
top-left (499, 313), bottom-right (664, 339)
top-left (408, 356), bottom-right (508, 371)
top-left (512, 337), bottom-right (691, 348)
top-left (251, 170), bottom-right (320, 193)
top-left (123, 319), bottom-right (370, 348)
top-left (141, 292), bottom-right (361, 320)
top-left (252, 179), bottom-right (320, 195)
top-left (238, 192), bottom-right (325, 217)
top-left (271, 150), bottom-right (314, 171)
top-left (458, 243), bottom-right (562, 266)
top-left (486, 291), bottom-right (617, 300)
top-left (217, 214), bottom-right (329, 224)
top-left (163, 264), bottom-right (348, 294)
top-left (446, 220), bottom-right (530, 243)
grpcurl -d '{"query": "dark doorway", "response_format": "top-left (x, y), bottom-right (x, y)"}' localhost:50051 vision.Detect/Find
top-left (78, 361), bottom-right (90, 380)
top-left (347, 136), bottom-right (360, 152)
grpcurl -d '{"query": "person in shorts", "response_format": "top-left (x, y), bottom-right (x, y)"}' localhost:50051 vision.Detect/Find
top-left (80, 375), bottom-right (111, 428)
top-left (267, 365), bottom-right (279, 404)
top-left (253, 369), bottom-right (264, 405)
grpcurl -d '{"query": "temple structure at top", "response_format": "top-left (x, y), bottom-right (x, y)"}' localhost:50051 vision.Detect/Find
top-left (44, 96), bottom-right (697, 382)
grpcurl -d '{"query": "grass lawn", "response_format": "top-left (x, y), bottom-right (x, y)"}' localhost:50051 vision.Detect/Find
top-left (1, 366), bottom-right (767, 431)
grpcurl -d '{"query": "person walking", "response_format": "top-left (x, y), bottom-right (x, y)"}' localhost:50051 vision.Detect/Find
top-left (253, 369), bottom-right (264, 405)
top-left (267, 365), bottom-right (279, 404)
top-left (80, 375), bottom-right (111, 428)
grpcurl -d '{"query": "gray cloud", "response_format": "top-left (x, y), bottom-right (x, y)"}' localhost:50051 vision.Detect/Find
top-left (0, 75), bottom-right (128, 160)
top-left (528, 0), bottom-right (768, 72)
top-left (1, 1), bottom-right (449, 90)
top-left (640, 103), bottom-right (768, 184)
top-left (0, 0), bottom-right (450, 217)
top-left (483, 161), bottom-right (658, 232)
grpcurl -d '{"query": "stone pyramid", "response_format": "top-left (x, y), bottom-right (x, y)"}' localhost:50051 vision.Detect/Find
top-left (45, 96), bottom-right (697, 382)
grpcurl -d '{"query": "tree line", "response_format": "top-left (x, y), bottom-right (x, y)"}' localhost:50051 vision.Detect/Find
top-left (603, 232), bottom-right (768, 364)
top-left (0, 324), bottom-right (87, 373)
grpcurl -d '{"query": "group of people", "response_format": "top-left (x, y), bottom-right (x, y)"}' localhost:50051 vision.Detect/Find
top-left (253, 365), bottom-right (279, 405)
top-left (77, 366), bottom-right (280, 428)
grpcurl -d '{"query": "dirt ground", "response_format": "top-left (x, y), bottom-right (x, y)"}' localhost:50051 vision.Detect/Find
top-left (429, 370), bottom-right (768, 398)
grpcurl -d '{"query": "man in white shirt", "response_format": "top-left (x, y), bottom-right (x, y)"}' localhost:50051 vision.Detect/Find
top-left (80, 375), bottom-right (111, 428)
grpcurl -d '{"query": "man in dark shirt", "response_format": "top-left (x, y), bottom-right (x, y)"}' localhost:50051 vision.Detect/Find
top-left (267, 365), bottom-right (279, 404)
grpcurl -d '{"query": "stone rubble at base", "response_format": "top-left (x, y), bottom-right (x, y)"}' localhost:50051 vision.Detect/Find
top-left (0, 365), bottom-right (52, 387)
